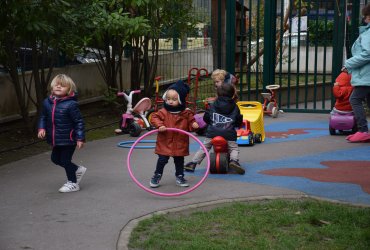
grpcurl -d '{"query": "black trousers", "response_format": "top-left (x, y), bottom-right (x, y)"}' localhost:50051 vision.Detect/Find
top-left (51, 145), bottom-right (79, 183)
top-left (155, 154), bottom-right (184, 177)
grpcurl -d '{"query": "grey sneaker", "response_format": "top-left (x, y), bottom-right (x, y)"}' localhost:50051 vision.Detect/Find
top-left (176, 175), bottom-right (189, 187)
top-left (184, 162), bottom-right (197, 172)
top-left (76, 166), bottom-right (87, 184)
top-left (59, 181), bottom-right (80, 193)
top-left (150, 173), bottom-right (162, 188)
top-left (229, 160), bottom-right (245, 175)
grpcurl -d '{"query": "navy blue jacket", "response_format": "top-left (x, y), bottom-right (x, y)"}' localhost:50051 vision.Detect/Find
top-left (38, 93), bottom-right (85, 146)
top-left (203, 96), bottom-right (243, 141)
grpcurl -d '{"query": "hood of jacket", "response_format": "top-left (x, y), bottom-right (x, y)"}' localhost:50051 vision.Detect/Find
top-left (213, 96), bottom-right (237, 115)
top-left (359, 22), bottom-right (370, 34)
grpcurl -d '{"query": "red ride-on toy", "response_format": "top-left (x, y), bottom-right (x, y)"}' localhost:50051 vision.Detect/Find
top-left (208, 136), bottom-right (245, 174)
top-left (209, 136), bottom-right (229, 174)
top-left (261, 84), bottom-right (281, 118)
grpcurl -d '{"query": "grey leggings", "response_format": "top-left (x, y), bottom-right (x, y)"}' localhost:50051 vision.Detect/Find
top-left (350, 86), bottom-right (370, 132)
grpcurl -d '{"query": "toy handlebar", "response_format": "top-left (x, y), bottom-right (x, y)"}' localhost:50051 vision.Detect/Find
top-left (117, 89), bottom-right (141, 97)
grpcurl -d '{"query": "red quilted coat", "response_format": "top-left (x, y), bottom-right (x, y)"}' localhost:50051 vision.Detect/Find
top-left (151, 108), bottom-right (195, 156)
top-left (333, 72), bottom-right (353, 111)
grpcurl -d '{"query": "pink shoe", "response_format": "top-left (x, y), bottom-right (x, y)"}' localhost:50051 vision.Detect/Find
top-left (348, 132), bottom-right (370, 143)
top-left (346, 134), bottom-right (355, 140)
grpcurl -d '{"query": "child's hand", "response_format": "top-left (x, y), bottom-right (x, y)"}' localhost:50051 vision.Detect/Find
top-left (192, 122), bottom-right (199, 129)
top-left (38, 129), bottom-right (45, 139)
top-left (77, 141), bottom-right (84, 149)
top-left (158, 126), bottom-right (166, 132)
top-left (334, 82), bottom-right (339, 86)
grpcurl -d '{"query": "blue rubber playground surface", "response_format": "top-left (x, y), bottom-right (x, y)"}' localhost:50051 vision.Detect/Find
top-left (188, 119), bottom-right (370, 205)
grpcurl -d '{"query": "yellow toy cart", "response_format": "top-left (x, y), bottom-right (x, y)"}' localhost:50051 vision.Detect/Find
top-left (236, 101), bottom-right (265, 145)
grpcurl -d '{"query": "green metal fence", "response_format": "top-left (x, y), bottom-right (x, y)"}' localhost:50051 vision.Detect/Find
top-left (154, 0), bottom-right (368, 113)
top-left (229, 0), bottom-right (367, 113)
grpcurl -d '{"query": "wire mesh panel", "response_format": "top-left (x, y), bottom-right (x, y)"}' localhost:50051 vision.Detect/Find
top-left (155, 0), bottom-right (213, 85)
top-left (153, 0), bottom-right (364, 113)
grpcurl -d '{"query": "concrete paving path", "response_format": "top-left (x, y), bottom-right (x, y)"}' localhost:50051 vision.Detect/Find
top-left (0, 113), bottom-right (369, 250)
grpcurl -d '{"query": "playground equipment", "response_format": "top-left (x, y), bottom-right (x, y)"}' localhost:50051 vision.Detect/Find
top-left (329, 109), bottom-right (357, 135)
top-left (261, 84), bottom-right (281, 118)
top-left (236, 101), bottom-right (265, 145)
top-left (146, 76), bottom-right (164, 124)
top-left (115, 89), bottom-right (152, 137)
top-left (209, 136), bottom-right (229, 174)
top-left (187, 67), bottom-right (209, 113)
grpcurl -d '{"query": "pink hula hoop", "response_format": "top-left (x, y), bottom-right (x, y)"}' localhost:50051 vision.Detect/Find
top-left (127, 128), bottom-right (210, 197)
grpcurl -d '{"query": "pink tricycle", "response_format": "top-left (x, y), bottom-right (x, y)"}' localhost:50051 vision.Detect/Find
top-left (329, 108), bottom-right (357, 135)
top-left (115, 89), bottom-right (153, 137)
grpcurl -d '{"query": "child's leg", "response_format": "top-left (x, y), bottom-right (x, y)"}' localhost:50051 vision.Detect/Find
top-left (57, 145), bottom-right (79, 183)
top-left (155, 155), bottom-right (169, 175)
top-left (227, 141), bottom-right (245, 175)
top-left (51, 146), bottom-right (62, 166)
top-left (350, 87), bottom-right (369, 132)
top-left (173, 156), bottom-right (185, 176)
top-left (191, 138), bottom-right (213, 164)
top-left (227, 141), bottom-right (239, 162)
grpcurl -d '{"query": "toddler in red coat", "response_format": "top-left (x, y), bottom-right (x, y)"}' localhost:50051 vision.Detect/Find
top-left (149, 80), bottom-right (199, 188)
top-left (333, 72), bottom-right (353, 112)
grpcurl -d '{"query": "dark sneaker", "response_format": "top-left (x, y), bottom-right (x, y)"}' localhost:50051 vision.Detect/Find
top-left (150, 173), bottom-right (162, 188)
top-left (229, 160), bottom-right (245, 175)
top-left (184, 162), bottom-right (197, 172)
top-left (176, 175), bottom-right (189, 187)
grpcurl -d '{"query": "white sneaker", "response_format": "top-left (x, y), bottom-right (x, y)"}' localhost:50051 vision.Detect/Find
top-left (76, 166), bottom-right (87, 184)
top-left (59, 181), bottom-right (80, 193)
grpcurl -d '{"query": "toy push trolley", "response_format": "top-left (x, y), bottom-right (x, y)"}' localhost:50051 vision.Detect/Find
top-left (236, 101), bottom-right (265, 145)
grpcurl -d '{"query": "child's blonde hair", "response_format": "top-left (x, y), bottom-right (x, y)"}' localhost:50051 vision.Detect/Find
top-left (50, 74), bottom-right (76, 95)
top-left (211, 69), bottom-right (227, 82)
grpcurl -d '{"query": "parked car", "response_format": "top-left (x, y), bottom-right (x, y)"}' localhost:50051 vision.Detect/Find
top-left (74, 48), bottom-right (106, 64)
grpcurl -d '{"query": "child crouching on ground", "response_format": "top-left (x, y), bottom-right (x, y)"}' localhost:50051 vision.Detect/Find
top-left (184, 82), bottom-right (245, 175)
top-left (149, 80), bottom-right (199, 188)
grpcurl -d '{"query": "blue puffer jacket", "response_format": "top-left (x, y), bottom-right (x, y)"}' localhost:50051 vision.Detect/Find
top-left (344, 23), bottom-right (370, 87)
top-left (38, 93), bottom-right (85, 146)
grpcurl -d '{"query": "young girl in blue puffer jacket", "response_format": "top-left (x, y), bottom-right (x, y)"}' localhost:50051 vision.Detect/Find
top-left (38, 74), bottom-right (86, 193)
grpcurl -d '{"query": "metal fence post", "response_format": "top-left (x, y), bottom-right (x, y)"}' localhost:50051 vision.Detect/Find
top-left (226, 0), bottom-right (236, 74)
top-left (263, 0), bottom-right (277, 89)
top-left (331, 0), bottom-right (346, 83)
top-left (349, 0), bottom-right (360, 55)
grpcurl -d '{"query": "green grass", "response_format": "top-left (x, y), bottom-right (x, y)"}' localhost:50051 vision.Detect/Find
top-left (129, 199), bottom-right (370, 250)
